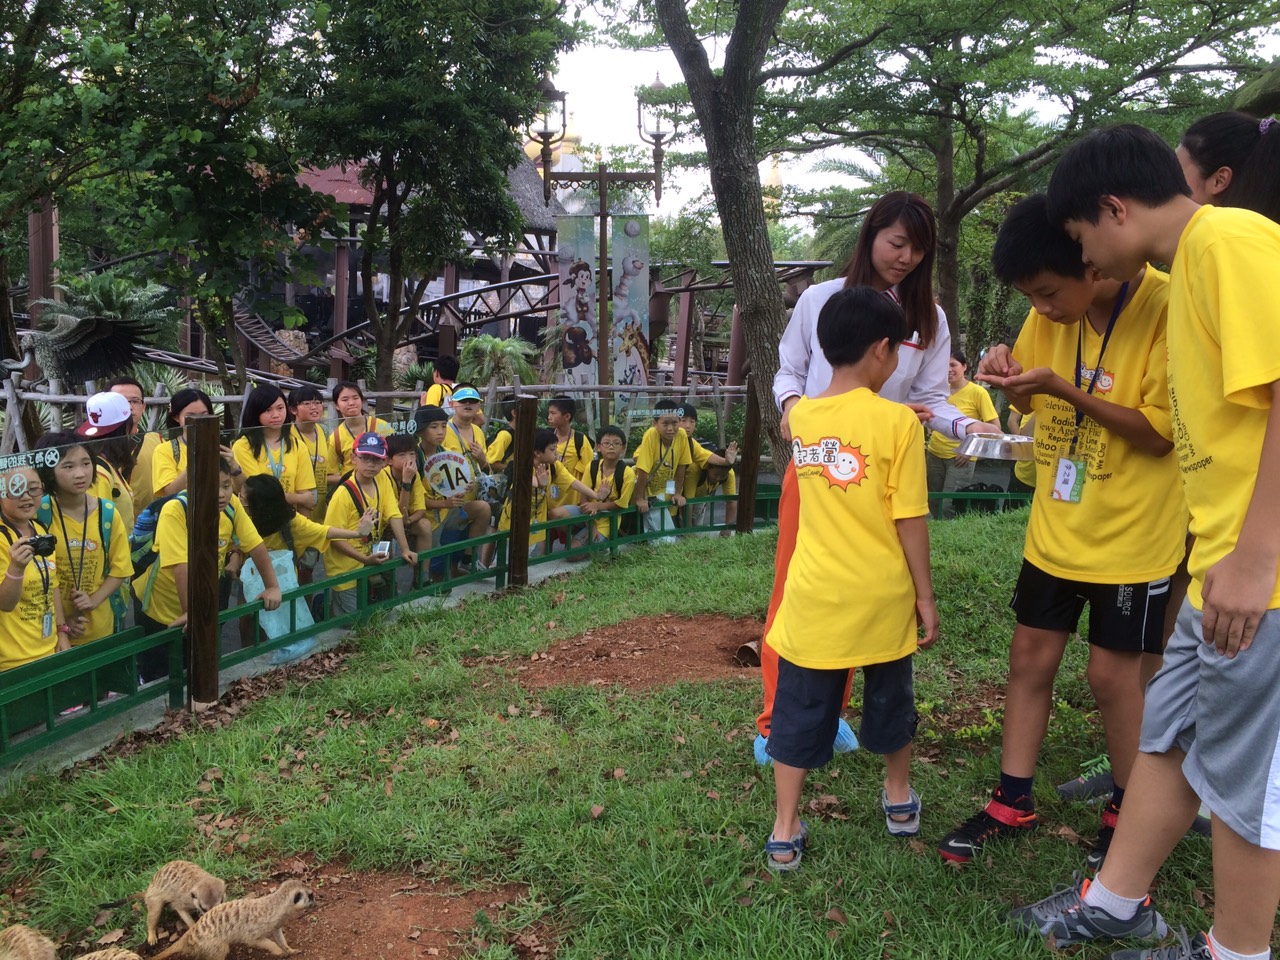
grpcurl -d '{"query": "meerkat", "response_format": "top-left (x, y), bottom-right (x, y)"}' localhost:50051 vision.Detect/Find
top-left (152, 880), bottom-right (314, 960)
top-left (99, 860), bottom-right (226, 946)
top-left (0, 925), bottom-right (56, 960)
top-left (73, 950), bottom-right (142, 960)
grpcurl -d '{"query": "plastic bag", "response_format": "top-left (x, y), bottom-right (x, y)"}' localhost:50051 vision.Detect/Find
top-left (242, 549), bottom-right (317, 664)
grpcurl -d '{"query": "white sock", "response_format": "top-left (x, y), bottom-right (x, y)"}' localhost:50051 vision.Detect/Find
top-left (1082, 876), bottom-right (1145, 920)
top-left (1208, 927), bottom-right (1270, 960)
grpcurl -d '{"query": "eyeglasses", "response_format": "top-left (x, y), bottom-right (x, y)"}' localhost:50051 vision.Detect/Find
top-left (298, 400), bottom-right (325, 407)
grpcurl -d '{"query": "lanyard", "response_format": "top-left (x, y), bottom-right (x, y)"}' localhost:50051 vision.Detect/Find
top-left (2, 518), bottom-right (51, 610)
top-left (450, 422), bottom-right (480, 473)
top-left (297, 425), bottom-right (323, 466)
top-left (1072, 281), bottom-right (1130, 439)
top-left (346, 476), bottom-right (381, 542)
top-left (555, 431), bottom-right (573, 463)
top-left (264, 439), bottom-right (285, 479)
top-left (53, 496), bottom-right (89, 592)
top-left (654, 438), bottom-right (675, 476)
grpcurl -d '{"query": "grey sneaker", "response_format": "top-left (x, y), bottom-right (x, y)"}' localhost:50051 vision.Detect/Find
top-left (1008, 874), bottom-right (1168, 947)
top-left (1107, 928), bottom-right (1212, 959)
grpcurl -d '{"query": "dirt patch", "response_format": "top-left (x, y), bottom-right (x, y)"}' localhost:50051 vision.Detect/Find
top-left (134, 858), bottom-right (553, 960)
top-left (497, 614), bottom-right (764, 691)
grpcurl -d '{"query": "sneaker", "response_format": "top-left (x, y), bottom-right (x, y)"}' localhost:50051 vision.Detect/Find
top-left (937, 788), bottom-right (1037, 862)
top-left (883, 787), bottom-right (922, 837)
top-left (1086, 800), bottom-right (1120, 871)
top-left (1007, 873), bottom-right (1168, 948)
top-left (1057, 768), bottom-right (1116, 802)
top-left (1107, 928), bottom-right (1212, 960)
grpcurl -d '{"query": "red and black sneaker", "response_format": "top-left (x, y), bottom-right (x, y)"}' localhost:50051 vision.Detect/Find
top-left (938, 787), bottom-right (1038, 862)
top-left (1086, 800), bottom-right (1120, 871)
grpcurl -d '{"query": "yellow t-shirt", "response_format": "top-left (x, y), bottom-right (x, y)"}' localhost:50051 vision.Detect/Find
top-left (262, 514), bottom-right (332, 557)
top-left (926, 381), bottom-right (999, 459)
top-left (133, 495), bottom-right (263, 625)
top-left (485, 430), bottom-right (513, 471)
top-left (441, 421), bottom-right (487, 495)
top-left (694, 466), bottom-right (738, 499)
top-left (131, 431), bottom-right (162, 513)
top-left (292, 425), bottom-right (331, 515)
top-left (420, 382), bottom-right (454, 411)
top-left (151, 436), bottom-right (187, 496)
top-left (547, 430), bottom-right (593, 508)
top-left (498, 460), bottom-right (575, 532)
top-left (89, 457), bottom-right (135, 535)
top-left (0, 520), bottom-right (58, 671)
top-left (585, 460), bottom-right (636, 539)
top-left (326, 417), bottom-right (393, 479)
top-left (633, 427), bottom-right (694, 498)
top-left (43, 497), bottom-right (131, 644)
top-left (682, 437), bottom-right (741, 499)
top-left (323, 472), bottom-right (402, 591)
top-left (1012, 267), bottom-right (1186, 584)
top-left (231, 435), bottom-right (317, 496)
top-left (767, 389), bottom-right (927, 669)
top-left (1166, 206), bottom-right (1280, 610)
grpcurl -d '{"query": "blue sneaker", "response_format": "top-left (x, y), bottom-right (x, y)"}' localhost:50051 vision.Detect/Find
top-left (834, 718), bottom-right (859, 753)
top-left (754, 734), bottom-right (771, 766)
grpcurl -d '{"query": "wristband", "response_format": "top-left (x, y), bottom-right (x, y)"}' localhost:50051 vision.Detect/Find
top-left (4, 570), bottom-right (23, 581)
top-left (57, 624), bottom-right (70, 635)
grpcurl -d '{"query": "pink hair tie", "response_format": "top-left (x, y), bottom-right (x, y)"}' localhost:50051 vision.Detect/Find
top-left (1261, 117), bottom-right (1278, 135)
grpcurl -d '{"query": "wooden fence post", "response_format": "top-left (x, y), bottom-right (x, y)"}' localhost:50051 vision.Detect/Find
top-left (507, 394), bottom-right (537, 586)
top-left (735, 377), bottom-right (762, 535)
top-left (186, 415), bottom-right (221, 707)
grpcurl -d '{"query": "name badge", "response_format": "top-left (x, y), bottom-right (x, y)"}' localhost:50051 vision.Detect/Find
top-left (1052, 457), bottom-right (1086, 503)
top-left (549, 484), bottom-right (560, 500)
top-left (43, 612), bottom-right (53, 638)
top-left (665, 480), bottom-right (677, 497)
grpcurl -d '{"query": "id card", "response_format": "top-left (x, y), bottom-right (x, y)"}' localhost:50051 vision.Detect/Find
top-left (1052, 457), bottom-right (1086, 503)
top-left (549, 484), bottom-right (560, 500)
top-left (665, 480), bottom-right (676, 497)
top-left (42, 611), bottom-right (53, 638)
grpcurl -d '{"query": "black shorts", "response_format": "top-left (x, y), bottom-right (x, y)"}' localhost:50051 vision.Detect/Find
top-left (1010, 559), bottom-right (1170, 655)
top-left (768, 653), bottom-right (916, 769)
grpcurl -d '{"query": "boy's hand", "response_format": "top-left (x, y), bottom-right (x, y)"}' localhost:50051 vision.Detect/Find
top-left (67, 616), bottom-right (87, 639)
top-left (71, 588), bottom-right (95, 613)
top-left (1201, 549), bottom-right (1278, 657)
top-left (365, 552), bottom-right (388, 566)
top-left (260, 586), bottom-right (282, 611)
top-left (981, 367), bottom-right (1063, 406)
top-left (780, 397), bottom-right (799, 442)
top-left (469, 442), bottom-right (488, 467)
top-left (402, 550), bottom-right (418, 566)
top-left (401, 461), bottom-right (417, 483)
top-left (634, 496), bottom-right (650, 513)
top-left (673, 495), bottom-right (687, 508)
top-left (725, 441), bottom-right (739, 464)
top-left (977, 344), bottom-right (1019, 379)
top-left (168, 612), bottom-right (189, 629)
top-left (357, 508), bottom-right (377, 538)
top-left (915, 596), bottom-right (939, 649)
top-left (905, 403), bottom-right (934, 423)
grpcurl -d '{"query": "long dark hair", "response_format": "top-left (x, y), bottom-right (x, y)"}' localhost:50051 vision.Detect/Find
top-left (1182, 111), bottom-right (1280, 222)
top-left (239, 384), bottom-right (294, 459)
top-left (90, 419), bottom-right (139, 480)
top-left (240, 474), bottom-right (295, 539)
top-left (33, 431), bottom-right (91, 494)
top-left (842, 191), bottom-right (939, 346)
top-left (165, 388), bottom-right (215, 431)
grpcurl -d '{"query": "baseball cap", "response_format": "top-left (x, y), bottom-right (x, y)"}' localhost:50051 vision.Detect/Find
top-left (77, 392), bottom-right (133, 437)
top-left (452, 386), bottom-right (482, 403)
top-left (354, 431), bottom-right (388, 459)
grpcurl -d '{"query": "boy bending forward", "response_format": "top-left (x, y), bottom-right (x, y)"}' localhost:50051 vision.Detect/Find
top-left (764, 286), bottom-right (938, 871)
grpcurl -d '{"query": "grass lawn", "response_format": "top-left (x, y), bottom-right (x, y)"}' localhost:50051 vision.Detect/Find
top-left (0, 509), bottom-right (1214, 958)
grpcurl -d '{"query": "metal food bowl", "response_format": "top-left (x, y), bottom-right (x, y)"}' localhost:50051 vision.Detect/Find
top-left (955, 432), bottom-right (1035, 461)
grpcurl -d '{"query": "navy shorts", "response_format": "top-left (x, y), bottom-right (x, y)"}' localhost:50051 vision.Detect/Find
top-left (767, 653), bottom-right (917, 769)
top-left (1011, 559), bottom-right (1170, 655)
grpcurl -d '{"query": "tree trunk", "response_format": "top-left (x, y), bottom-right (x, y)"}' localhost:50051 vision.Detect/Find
top-left (933, 116), bottom-right (961, 343)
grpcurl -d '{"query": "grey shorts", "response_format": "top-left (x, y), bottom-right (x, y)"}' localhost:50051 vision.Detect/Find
top-left (1140, 599), bottom-right (1280, 849)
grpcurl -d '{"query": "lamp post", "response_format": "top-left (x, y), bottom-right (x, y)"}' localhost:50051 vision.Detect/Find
top-left (528, 75), bottom-right (673, 424)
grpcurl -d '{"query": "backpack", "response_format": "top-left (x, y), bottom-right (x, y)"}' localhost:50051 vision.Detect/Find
top-left (37, 496), bottom-right (127, 630)
top-left (589, 459), bottom-right (637, 536)
top-left (130, 493), bottom-right (236, 576)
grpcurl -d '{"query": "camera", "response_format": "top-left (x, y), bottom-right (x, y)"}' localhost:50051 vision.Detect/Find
top-left (27, 534), bottom-right (57, 557)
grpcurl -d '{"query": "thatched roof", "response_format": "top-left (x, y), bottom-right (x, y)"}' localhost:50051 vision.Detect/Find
top-left (507, 157), bottom-right (566, 233)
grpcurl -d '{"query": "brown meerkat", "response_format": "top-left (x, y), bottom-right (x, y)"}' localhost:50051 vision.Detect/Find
top-left (151, 880), bottom-right (314, 960)
top-left (73, 950), bottom-right (143, 960)
top-left (0, 926), bottom-right (57, 960)
top-left (99, 860), bottom-right (226, 946)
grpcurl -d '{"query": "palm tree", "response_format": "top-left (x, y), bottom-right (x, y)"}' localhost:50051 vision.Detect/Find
top-left (459, 334), bottom-right (539, 419)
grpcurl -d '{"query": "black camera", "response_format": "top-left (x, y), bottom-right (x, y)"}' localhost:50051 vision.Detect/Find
top-left (27, 534), bottom-right (57, 557)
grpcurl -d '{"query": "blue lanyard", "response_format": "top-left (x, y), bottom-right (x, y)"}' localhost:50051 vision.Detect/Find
top-left (1072, 280), bottom-right (1129, 438)
top-left (264, 440), bottom-right (285, 479)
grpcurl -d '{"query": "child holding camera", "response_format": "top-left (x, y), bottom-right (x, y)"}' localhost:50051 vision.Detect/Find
top-left (1, 463), bottom-right (72, 671)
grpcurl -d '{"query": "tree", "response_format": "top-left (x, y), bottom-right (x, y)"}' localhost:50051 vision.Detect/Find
top-left (291, 0), bottom-right (574, 410)
top-left (751, 0), bottom-right (1279, 325)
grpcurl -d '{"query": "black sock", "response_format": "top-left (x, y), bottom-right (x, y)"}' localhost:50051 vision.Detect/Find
top-left (1109, 785), bottom-right (1125, 810)
top-left (999, 772), bottom-right (1034, 803)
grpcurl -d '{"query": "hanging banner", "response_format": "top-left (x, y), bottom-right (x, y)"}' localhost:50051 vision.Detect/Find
top-left (555, 216), bottom-right (599, 394)
top-left (610, 215), bottom-right (650, 423)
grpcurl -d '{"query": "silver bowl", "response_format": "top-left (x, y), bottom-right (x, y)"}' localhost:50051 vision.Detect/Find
top-left (955, 432), bottom-right (1035, 461)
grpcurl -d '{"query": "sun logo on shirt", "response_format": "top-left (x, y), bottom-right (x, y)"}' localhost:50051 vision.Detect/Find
top-left (1079, 363), bottom-right (1116, 394)
top-left (792, 437), bottom-right (868, 491)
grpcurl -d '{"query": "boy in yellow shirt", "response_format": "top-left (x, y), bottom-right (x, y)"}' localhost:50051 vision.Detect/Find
top-left (578, 425), bottom-right (636, 542)
top-left (924, 352), bottom-right (1001, 518)
top-left (632, 399), bottom-right (693, 539)
top-left (498, 428), bottom-right (601, 556)
top-left (419, 355), bottom-right (459, 410)
top-left (1011, 126), bottom-right (1280, 960)
top-left (384, 433), bottom-right (433, 554)
top-left (414, 404), bottom-right (490, 574)
top-left (939, 192), bottom-right (1185, 868)
top-left (676, 401), bottom-right (739, 528)
top-left (764, 285), bottom-right (937, 871)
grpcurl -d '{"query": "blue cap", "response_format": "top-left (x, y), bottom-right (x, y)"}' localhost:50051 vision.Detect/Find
top-left (452, 386), bottom-right (482, 403)
top-left (354, 431), bottom-right (388, 459)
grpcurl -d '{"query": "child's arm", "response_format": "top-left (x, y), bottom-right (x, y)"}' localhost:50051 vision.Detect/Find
top-left (172, 562), bottom-right (190, 627)
top-left (632, 467), bottom-right (650, 512)
top-left (986, 368), bottom-right (1170, 456)
top-left (78, 575), bottom-right (124, 617)
top-left (52, 585), bottom-right (74, 651)
top-left (246, 543), bottom-right (282, 610)
top-left (569, 478), bottom-right (600, 502)
top-left (330, 540), bottom-right (386, 566)
top-left (672, 464), bottom-right (688, 507)
top-left (895, 516), bottom-right (938, 649)
top-left (1202, 381), bottom-right (1280, 657)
